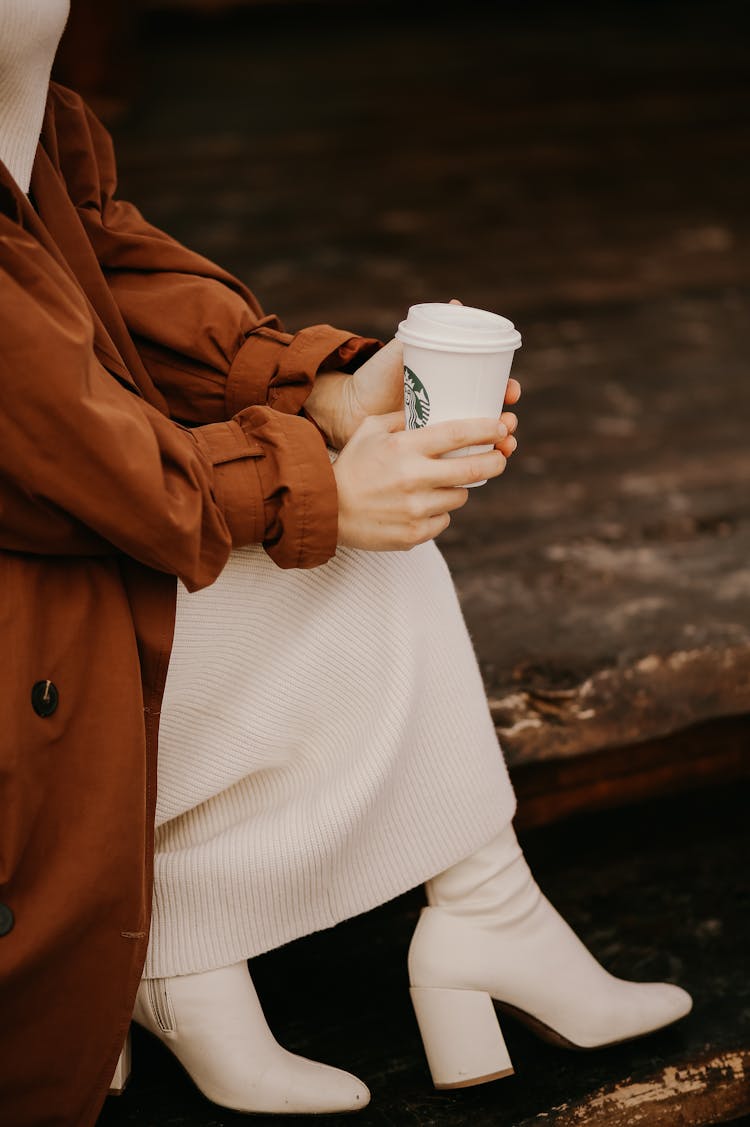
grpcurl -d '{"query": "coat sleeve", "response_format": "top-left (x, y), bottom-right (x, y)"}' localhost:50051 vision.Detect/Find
top-left (0, 226), bottom-right (338, 588)
top-left (52, 84), bottom-right (381, 426)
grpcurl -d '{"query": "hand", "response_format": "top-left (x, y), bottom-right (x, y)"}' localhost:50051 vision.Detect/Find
top-left (443, 298), bottom-right (521, 461)
top-left (498, 402), bottom-right (519, 460)
top-left (332, 411), bottom-right (510, 551)
top-left (345, 298), bottom-right (522, 455)
top-left (304, 298), bottom-right (522, 453)
top-left (303, 337), bottom-right (404, 450)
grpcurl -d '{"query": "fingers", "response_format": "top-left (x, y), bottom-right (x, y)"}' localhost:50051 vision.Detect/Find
top-left (496, 411), bottom-right (518, 456)
top-left (429, 447), bottom-right (508, 488)
top-left (416, 511), bottom-right (453, 545)
top-left (496, 434), bottom-right (517, 457)
top-left (504, 377), bottom-right (521, 405)
top-left (411, 416), bottom-right (507, 456)
top-left (420, 485), bottom-right (471, 517)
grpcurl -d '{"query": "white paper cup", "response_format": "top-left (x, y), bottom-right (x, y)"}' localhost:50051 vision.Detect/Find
top-left (395, 303), bottom-right (521, 487)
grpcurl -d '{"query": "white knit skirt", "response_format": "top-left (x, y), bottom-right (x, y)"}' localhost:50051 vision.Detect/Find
top-left (144, 454), bottom-right (516, 978)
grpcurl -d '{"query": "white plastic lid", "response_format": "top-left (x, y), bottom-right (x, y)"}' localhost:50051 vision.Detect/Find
top-left (395, 302), bottom-right (521, 353)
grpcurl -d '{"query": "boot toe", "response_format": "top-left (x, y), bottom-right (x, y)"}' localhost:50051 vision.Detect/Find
top-left (285, 1058), bottom-right (370, 1114)
top-left (649, 982), bottom-right (693, 1026)
top-left (617, 980), bottom-right (693, 1042)
top-left (319, 1069), bottom-right (370, 1113)
top-left (334, 1071), bottom-right (371, 1112)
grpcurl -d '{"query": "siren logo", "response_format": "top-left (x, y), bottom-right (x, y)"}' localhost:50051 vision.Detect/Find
top-left (404, 366), bottom-right (430, 428)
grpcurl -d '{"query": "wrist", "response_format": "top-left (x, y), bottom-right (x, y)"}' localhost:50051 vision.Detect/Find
top-left (304, 370), bottom-right (352, 449)
top-left (301, 405), bottom-right (330, 445)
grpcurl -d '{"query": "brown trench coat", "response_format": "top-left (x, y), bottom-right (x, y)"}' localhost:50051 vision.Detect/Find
top-left (0, 82), bottom-right (380, 1127)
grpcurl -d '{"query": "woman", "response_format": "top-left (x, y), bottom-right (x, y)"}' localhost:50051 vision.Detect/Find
top-left (0, 3), bottom-right (692, 1125)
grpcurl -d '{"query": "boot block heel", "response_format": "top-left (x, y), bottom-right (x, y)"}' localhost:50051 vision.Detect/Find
top-left (409, 986), bottom-right (514, 1089)
top-left (108, 1030), bottom-right (132, 1096)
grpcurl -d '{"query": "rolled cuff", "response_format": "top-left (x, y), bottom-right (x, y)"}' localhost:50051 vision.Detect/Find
top-left (192, 408), bottom-right (338, 569)
top-left (246, 410), bottom-right (339, 569)
top-left (226, 324), bottom-right (381, 418)
top-left (191, 419), bottom-right (266, 548)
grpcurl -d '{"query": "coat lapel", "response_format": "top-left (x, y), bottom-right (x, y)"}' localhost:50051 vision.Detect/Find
top-left (1, 161), bottom-right (141, 398)
top-left (1, 112), bottom-right (169, 415)
top-left (31, 147), bottom-right (164, 402)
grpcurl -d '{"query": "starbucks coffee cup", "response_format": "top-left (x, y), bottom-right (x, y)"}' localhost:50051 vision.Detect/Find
top-left (395, 303), bottom-right (522, 487)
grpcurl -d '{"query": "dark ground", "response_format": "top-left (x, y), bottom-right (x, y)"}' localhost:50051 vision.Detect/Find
top-left (97, 781), bottom-right (750, 1126)
top-left (92, 2), bottom-right (749, 1123)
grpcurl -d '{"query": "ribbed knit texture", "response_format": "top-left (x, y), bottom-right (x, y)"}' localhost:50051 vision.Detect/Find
top-left (0, 1), bottom-right (69, 193)
top-left (145, 449), bottom-right (516, 977)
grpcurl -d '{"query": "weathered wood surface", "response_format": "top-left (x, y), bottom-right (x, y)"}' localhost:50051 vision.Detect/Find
top-left (518, 1050), bottom-right (750, 1127)
top-left (513, 714), bottom-right (750, 829)
top-left (113, 2), bottom-right (750, 769)
top-left (113, 3), bottom-right (750, 769)
top-left (448, 296), bottom-right (750, 764)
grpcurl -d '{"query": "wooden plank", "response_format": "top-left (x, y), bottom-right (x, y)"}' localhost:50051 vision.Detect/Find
top-left (511, 714), bottom-right (750, 829)
top-left (516, 1049), bottom-right (750, 1127)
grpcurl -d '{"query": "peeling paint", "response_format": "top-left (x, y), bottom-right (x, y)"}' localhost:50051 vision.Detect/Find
top-left (489, 643), bottom-right (750, 764)
top-left (520, 1050), bottom-right (750, 1127)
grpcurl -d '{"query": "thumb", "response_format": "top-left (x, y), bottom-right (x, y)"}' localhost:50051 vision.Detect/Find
top-left (367, 336), bottom-right (403, 369)
top-left (373, 409), bottom-right (406, 432)
top-left (448, 297), bottom-right (463, 305)
top-left (357, 409), bottom-right (404, 434)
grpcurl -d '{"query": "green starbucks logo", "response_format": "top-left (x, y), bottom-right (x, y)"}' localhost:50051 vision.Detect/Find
top-left (404, 365), bottom-right (430, 428)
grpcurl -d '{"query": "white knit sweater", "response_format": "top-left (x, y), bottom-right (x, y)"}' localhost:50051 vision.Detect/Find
top-left (0, 0), bottom-right (69, 193)
top-left (146, 514), bottom-right (516, 978)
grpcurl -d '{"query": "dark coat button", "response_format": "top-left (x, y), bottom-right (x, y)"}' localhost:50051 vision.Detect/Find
top-left (0, 903), bottom-right (14, 936)
top-left (31, 680), bottom-right (58, 717)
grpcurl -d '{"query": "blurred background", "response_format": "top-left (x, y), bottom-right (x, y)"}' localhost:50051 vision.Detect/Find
top-left (68, 3), bottom-right (750, 1125)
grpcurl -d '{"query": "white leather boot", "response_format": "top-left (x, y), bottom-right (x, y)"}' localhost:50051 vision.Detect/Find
top-left (132, 960), bottom-right (370, 1114)
top-left (409, 822), bottom-right (692, 1089)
